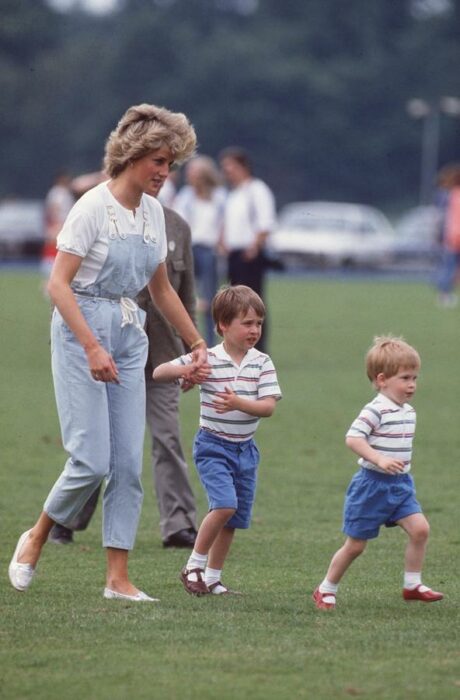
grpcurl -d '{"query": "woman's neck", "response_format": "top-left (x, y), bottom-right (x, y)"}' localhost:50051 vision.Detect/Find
top-left (108, 176), bottom-right (142, 212)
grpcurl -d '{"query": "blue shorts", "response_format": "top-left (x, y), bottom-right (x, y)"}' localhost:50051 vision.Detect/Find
top-left (343, 468), bottom-right (422, 540)
top-left (193, 429), bottom-right (260, 529)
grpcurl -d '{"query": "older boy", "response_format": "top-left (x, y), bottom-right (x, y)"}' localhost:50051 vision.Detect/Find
top-left (313, 335), bottom-right (443, 610)
top-left (153, 285), bottom-right (282, 595)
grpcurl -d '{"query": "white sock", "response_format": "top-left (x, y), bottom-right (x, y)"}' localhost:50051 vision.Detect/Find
top-left (319, 578), bottom-right (338, 595)
top-left (204, 567), bottom-right (222, 587)
top-left (404, 571), bottom-right (428, 591)
top-left (205, 567), bottom-right (227, 594)
top-left (185, 550), bottom-right (207, 582)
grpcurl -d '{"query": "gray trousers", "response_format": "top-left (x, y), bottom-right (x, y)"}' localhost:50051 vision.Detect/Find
top-left (145, 378), bottom-right (197, 540)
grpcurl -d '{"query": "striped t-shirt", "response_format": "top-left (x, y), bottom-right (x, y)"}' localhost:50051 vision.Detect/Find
top-left (346, 393), bottom-right (416, 474)
top-left (172, 343), bottom-right (282, 442)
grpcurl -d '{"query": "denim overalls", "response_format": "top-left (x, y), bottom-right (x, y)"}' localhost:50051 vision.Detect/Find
top-left (44, 204), bottom-right (163, 549)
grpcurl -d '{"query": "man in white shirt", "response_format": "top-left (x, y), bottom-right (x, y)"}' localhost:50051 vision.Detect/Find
top-left (219, 147), bottom-right (276, 352)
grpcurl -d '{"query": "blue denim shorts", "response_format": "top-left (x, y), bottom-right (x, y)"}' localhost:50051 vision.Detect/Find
top-left (193, 429), bottom-right (260, 529)
top-left (343, 468), bottom-right (422, 540)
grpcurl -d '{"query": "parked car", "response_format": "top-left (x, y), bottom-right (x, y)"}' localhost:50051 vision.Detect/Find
top-left (269, 201), bottom-right (396, 269)
top-left (390, 205), bottom-right (442, 270)
top-left (0, 199), bottom-right (44, 259)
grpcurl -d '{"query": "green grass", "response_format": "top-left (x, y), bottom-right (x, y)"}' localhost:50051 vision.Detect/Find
top-left (1, 272), bottom-right (459, 700)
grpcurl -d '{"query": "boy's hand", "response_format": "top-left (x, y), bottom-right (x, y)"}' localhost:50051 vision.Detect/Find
top-left (212, 386), bottom-right (238, 413)
top-left (181, 362), bottom-right (211, 385)
top-left (376, 456), bottom-right (405, 474)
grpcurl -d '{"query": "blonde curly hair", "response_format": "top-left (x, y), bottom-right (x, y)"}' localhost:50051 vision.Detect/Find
top-left (104, 103), bottom-right (197, 178)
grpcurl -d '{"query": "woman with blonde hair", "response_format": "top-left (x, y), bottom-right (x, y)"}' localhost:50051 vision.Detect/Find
top-left (9, 103), bottom-right (207, 602)
top-left (174, 155), bottom-right (226, 345)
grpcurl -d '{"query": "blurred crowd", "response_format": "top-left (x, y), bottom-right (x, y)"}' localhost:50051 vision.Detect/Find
top-left (41, 155), bottom-right (460, 318)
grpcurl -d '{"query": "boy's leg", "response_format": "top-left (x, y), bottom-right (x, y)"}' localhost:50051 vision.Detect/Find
top-left (207, 525), bottom-right (235, 570)
top-left (397, 513), bottom-right (442, 601)
top-left (313, 537), bottom-right (367, 610)
top-left (181, 508), bottom-right (235, 596)
top-left (325, 536), bottom-right (367, 584)
top-left (205, 526), bottom-right (236, 594)
top-left (194, 508), bottom-right (236, 556)
top-left (397, 512), bottom-right (429, 572)
top-left (202, 439), bottom-right (258, 594)
top-left (181, 431), bottom-right (239, 595)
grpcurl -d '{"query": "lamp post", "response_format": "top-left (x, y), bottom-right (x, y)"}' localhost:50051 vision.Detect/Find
top-left (406, 96), bottom-right (460, 205)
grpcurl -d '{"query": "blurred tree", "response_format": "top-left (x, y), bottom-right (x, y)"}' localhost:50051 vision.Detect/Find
top-left (1, 0), bottom-right (459, 212)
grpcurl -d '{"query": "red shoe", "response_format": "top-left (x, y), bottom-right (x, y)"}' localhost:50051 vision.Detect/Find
top-left (403, 585), bottom-right (443, 602)
top-left (312, 587), bottom-right (336, 610)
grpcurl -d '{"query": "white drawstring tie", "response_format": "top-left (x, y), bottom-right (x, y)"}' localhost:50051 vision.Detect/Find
top-left (120, 297), bottom-right (143, 331)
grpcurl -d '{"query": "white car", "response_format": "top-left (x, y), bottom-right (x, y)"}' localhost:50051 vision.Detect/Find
top-left (390, 205), bottom-right (442, 270)
top-left (0, 199), bottom-right (44, 259)
top-left (269, 201), bottom-right (396, 269)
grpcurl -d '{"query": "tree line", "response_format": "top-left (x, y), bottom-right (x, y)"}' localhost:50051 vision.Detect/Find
top-left (1, 0), bottom-right (459, 210)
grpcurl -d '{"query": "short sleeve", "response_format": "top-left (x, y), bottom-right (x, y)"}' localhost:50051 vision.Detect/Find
top-left (346, 404), bottom-right (381, 439)
top-left (57, 202), bottom-right (98, 258)
top-left (170, 352), bottom-right (193, 368)
top-left (258, 356), bottom-right (282, 400)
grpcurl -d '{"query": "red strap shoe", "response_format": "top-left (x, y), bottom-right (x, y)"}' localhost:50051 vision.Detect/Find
top-left (403, 585), bottom-right (443, 602)
top-left (312, 587), bottom-right (336, 610)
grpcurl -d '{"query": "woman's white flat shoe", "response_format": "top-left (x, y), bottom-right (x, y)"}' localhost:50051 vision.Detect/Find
top-left (9, 530), bottom-right (36, 592)
top-left (103, 587), bottom-right (159, 602)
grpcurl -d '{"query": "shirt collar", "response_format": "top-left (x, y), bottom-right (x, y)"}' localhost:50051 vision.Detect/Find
top-left (375, 392), bottom-right (413, 412)
top-left (211, 342), bottom-right (260, 368)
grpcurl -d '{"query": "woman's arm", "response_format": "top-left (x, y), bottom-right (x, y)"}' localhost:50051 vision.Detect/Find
top-left (148, 262), bottom-right (207, 365)
top-left (47, 251), bottom-right (119, 382)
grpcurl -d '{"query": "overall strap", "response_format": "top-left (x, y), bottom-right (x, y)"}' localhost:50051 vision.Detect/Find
top-left (142, 209), bottom-right (157, 243)
top-left (106, 205), bottom-right (127, 239)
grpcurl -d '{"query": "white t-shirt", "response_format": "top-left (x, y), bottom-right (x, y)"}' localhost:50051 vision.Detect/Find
top-left (57, 181), bottom-right (167, 287)
top-left (174, 186), bottom-right (226, 248)
top-left (223, 178), bottom-right (276, 250)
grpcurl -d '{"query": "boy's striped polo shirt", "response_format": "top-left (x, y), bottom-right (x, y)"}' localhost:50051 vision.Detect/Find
top-left (346, 393), bottom-right (416, 473)
top-left (172, 343), bottom-right (282, 442)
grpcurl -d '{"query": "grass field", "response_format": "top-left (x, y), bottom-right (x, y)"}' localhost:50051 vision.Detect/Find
top-left (1, 272), bottom-right (459, 700)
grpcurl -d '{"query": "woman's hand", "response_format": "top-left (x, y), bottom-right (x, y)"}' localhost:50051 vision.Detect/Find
top-left (86, 344), bottom-right (119, 383)
top-left (181, 361), bottom-right (211, 388)
top-left (191, 342), bottom-right (208, 368)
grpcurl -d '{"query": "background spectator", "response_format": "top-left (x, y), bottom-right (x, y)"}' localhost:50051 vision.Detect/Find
top-left (40, 171), bottom-right (74, 280)
top-left (219, 147), bottom-right (276, 352)
top-left (174, 155), bottom-right (226, 345)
